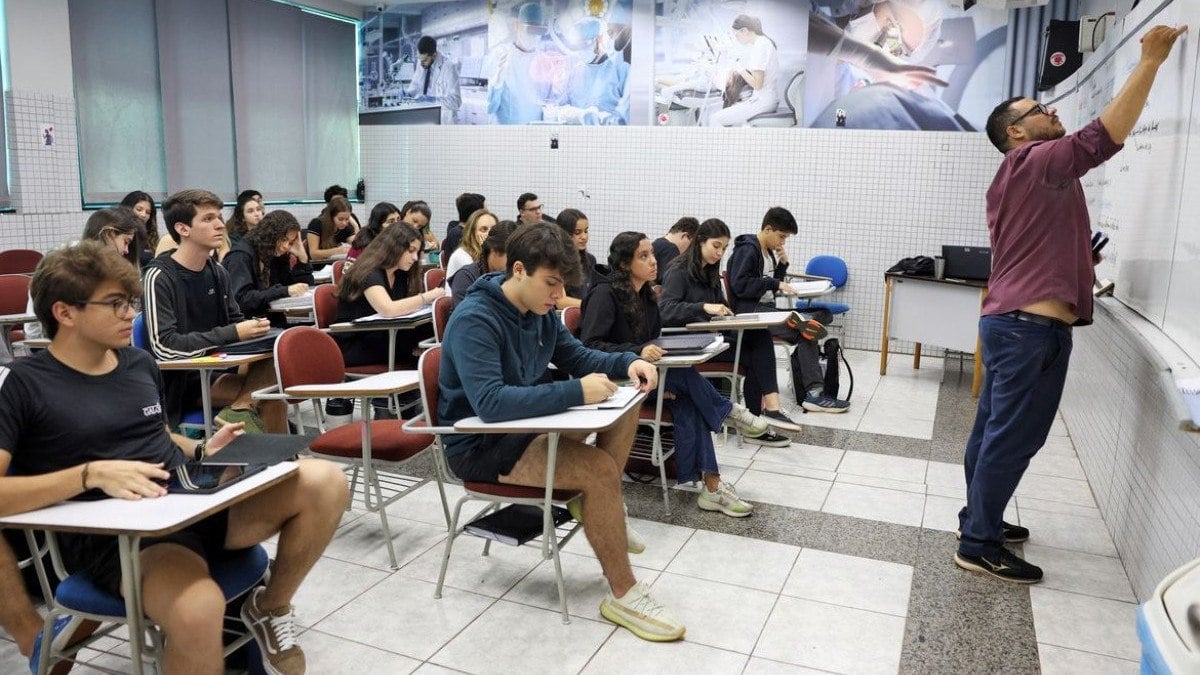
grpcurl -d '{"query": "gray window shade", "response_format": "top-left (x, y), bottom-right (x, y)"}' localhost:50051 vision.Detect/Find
top-left (302, 13), bottom-right (359, 199)
top-left (156, 0), bottom-right (237, 197)
top-left (69, 0), bottom-right (167, 203)
top-left (0, 50), bottom-right (9, 208)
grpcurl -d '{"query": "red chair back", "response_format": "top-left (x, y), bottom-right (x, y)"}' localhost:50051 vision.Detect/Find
top-left (332, 260), bottom-right (347, 285)
top-left (418, 346), bottom-right (441, 426)
top-left (424, 267), bottom-right (446, 293)
top-left (561, 306), bottom-right (581, 338)
top-left (432, 295), bottom-right (453, 342)
top-left (721, 270), bottom-right (732, 306)
top-left (0, 250), bottom-right (42, 275)
top-left (274, 326), bottom-right (345, 392)
top-left (0, 274), bottom-right (31, 315)
top-left (313, 284), bottom-right (339, 329)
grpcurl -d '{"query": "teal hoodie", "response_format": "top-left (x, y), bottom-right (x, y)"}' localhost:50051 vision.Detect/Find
top-left (439, 272), bottom-right (637, 458)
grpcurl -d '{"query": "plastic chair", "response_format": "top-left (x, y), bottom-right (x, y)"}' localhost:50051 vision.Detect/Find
top-left (561, 305), bottom-right (581, 337)
top-left (423, 267), bottom-right (446, 293)
top-left (0, 249), bottom-right (43, 275)
top-left (331, 260), bottom-right (347, 285)
top-left (0, 274), bottom-right (31, 346)
top-left (131, 313), bottom-right (207, 435)
top-left (274, 326), bottom-right (437, 569)
top-left (23, 529), bottom-right (268, 675)
top-left (796, 255), bottom-right (851, 317)
top-left (407, 346), bottom-right (583, 623)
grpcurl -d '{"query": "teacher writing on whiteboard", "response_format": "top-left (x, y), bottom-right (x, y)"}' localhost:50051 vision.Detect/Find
top-left (955, 24), bottom-right (1188, 585)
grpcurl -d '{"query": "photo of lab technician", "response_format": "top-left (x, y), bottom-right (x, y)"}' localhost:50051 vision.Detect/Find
top-left (654, 1), bottom-right (805, 127)
top-left (406, 35), bottom-right (463, 125)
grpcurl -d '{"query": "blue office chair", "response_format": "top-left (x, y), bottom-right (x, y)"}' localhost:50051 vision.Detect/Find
top-left (132, 313), bottom-right (207, 433)
top-left (796, 255), bottom-right (851, 316)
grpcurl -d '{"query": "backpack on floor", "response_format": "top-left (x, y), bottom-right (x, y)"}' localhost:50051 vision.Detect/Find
top-left (821, 338), bottom-right (854, 401)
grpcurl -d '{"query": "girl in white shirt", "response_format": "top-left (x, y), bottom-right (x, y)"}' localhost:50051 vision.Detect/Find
top-left (710, 14), bottom-right (780, 127)
top-left (444, 209), bottom-right (497, 281)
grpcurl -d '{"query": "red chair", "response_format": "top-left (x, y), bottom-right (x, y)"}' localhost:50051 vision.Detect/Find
top-left (432, 295), bottom-right (453, 343)
top-left (406, 347), bottom-right (583, 622)
top-left (561, 306), bottom-right (581, 337)
top-left (424, 267), bottom-right (446, 293)
top-left (0, 274), bottom-right (32, 347)
top-left (275, 326), bottom-right (437, 569)
top-left (0, 249), bottom-right (42, 275)
top-left (331, 260), bottom-right (347, 285)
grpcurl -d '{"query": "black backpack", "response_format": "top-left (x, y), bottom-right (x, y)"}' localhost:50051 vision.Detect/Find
top-left (886, 256), bottom-right (935, 276)
top-left (822, 338), bottom-right (853, 401)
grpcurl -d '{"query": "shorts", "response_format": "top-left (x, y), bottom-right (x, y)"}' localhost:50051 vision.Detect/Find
top-left (61, 510), bottom-right (237, 596)
top-left (446, 433), bottom-right (538, 482)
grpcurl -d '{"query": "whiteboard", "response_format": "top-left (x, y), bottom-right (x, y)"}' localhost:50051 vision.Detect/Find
top-left (1046, 0), bottom-right (1199, 357)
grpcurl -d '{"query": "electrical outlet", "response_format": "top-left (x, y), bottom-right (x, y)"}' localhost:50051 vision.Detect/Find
top-left (550, 135), bottom-right (559, 149)
top-left (1079, 15), bottom-right (1109, 53)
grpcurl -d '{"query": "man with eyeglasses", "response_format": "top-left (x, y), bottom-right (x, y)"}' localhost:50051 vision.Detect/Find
top-left (955, 24), bottom-right (1187, 585)
top-left (0, 242), bottom-right (348, 674)
top-left (517, 192), bottom-right (544, 225)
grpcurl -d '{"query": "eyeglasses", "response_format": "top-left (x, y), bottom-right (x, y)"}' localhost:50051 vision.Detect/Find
top-left (1010, 102), bottom-right (1050, 126)
top-left (77, 296), bottom-right (141, 317)
top-left (522, 204), bottom-right (543, 212)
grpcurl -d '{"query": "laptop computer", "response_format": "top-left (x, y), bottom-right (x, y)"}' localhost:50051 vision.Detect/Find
top-left (650, 333), bottom-right (721, 355)
top-left (941, 245), bottom-right (991, 281)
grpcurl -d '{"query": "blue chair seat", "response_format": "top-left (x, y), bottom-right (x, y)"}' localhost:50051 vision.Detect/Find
top-left (56, 545), bottom-right (268, 617)
top-left (797, 299), bottom-right (851, 316)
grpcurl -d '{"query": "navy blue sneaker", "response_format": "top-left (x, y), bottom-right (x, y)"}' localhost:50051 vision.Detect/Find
top-left (28, 616), bottom-right (71, 674)
top-left (801, 393), bottom-right (850, 414)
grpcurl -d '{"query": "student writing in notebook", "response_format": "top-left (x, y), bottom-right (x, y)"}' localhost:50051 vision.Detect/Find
top-left (333, 223), bottom-right (440, 368)
top-left (581, 232), bottom-right (782, 517)
top-left (0, 242), bottom-right (348, 675)
top-left (143, 189), bottom-right (286, 433)
top-left (439, 222), bottom-right (685, 642)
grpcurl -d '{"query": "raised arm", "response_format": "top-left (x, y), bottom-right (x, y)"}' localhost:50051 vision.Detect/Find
top-left (1100, 25), bottom-right (1187, 145)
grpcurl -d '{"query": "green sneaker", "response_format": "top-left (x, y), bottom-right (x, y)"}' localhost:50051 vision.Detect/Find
top-left (697, 481), bottom-right (754, 518)
top-left (216, 407), bottom-right (267, 434)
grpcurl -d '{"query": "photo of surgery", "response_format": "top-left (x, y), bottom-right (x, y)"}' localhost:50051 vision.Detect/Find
top-left (805, 0), bottom-right (1010, 131)
top-left (654, 1), bottom-right (806, 127)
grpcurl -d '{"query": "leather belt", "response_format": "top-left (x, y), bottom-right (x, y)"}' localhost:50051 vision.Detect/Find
top-left (1000, 310), bottom-right (1072, 330)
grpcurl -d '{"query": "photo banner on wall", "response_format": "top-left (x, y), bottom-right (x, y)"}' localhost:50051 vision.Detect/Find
top-left (359, 0), bottom-right (1007, 131)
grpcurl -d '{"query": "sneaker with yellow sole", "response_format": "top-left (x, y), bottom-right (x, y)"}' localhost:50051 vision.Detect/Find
top-left (599, 581), bottom-right (685, 642)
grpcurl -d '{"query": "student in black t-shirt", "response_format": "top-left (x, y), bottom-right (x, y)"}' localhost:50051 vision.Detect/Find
top-left (0, 241), bottom-right (349, 674)
top-left (651, 216), bottom-right (698, 285)
top-left (334, 223), bottom-right (443, 367)
top-left (143, 189), bottom-right (286, 433)
top-left (306, 195), bottom-right (359, 262)
top-left (223, 209), bottom-right (314, 318)
top-left (442, 192), bottom-right (486, 259)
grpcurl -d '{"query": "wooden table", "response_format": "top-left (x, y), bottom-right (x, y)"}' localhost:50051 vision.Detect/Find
top-left (0, 463), bottom-right (299, 675)
top-left (880, 273), bottom-right (987, 397)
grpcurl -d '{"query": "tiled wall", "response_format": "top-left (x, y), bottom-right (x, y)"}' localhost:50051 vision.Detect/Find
top-left (1061, 299), bottom-right (1200, 601)
top-left (361, 125), bottom-right (1001, 352)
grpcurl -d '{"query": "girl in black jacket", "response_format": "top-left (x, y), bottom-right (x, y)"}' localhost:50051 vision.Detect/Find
top-left (659, 219), bottom-right (803, 435)
top-left (582, 232), bottom-right (777, 517)
top-left (222, 210), bottom-right (314, 318)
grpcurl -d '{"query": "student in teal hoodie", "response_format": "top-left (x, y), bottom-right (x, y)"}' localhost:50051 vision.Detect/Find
top-left (438, 221), bottom-right (686, 643)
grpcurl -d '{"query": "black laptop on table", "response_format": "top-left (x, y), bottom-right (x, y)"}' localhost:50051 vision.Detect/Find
top-left (650, 333), bottom-right (721, 355)
top-left (941, 245), bottom-right (991, 281)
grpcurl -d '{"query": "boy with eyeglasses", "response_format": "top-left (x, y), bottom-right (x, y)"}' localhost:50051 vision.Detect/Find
top-left (0, 242), bottom-right (348, 674)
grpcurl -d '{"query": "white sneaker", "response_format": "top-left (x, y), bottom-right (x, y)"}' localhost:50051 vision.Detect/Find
top-left (723, 403), bottom-right (769, 438)
top-left (697, 481), bottom-right (753, 518)
top-left (624, 504), bottom-right (646, 554)
top-left (599, 581), bottom-right (686, 642)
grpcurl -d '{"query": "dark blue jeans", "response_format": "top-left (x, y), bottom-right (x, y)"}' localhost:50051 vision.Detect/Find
top-left (663, 367), bottom-right (732, 483)
top-left (958, 314), bottom-right (1073, 557)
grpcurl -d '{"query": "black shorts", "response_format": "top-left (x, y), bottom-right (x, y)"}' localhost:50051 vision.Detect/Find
top-left (446, 433), bottom-right (538, 482)
top-left (61, 510), bottom-right (237, 596)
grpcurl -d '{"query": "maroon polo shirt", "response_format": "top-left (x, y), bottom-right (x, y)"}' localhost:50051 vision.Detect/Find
top-left (981, 118), bottom-right (1123, 326)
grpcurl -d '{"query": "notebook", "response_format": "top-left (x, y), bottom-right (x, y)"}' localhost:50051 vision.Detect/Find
top-left (941, 245), bottom-right (991, 281)
top-left (212, 327), bottom-right (283, 356)
top-left (650, 333), bottom-right (721, 355)
top-left (352, 305), bottom-right (433, 323)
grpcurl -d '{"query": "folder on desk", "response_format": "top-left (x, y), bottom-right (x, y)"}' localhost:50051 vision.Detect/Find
top-left (352, 306), bottom-right (433, 323)
top-left (214, 327), bottom-right (283, 355)
top-left (651, 333), bottom-right (721, 355)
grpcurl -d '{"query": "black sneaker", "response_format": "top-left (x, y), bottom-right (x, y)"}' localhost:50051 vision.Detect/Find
top-left (955, 521), bottom-right (1030, 544)
top-left (745, 431), bottom-right (790, 448)
top-left (762, 409), bottom-right (802, 432)
top-left (954, 548), bottom-right (1043, 584)
top-left (801, 393), bottom-right (850, 414)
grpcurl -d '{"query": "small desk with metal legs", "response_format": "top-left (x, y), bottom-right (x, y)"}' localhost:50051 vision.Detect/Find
top-left (0, 463), bottom-right (299, 675)
top-left (0, 312), bottom-right (36, 354)
top-left (157, 353), bottom-right (272, 440)
top-left (685, 311), bottom-right (793, 404)
top-left (327, 314), bottom-right (433, 371)
top-left (879, 273), bottom-right (987, 397)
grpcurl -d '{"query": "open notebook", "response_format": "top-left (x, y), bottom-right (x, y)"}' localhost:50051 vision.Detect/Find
top-left (570, 385), bottom-right (639, 411)
top-left (352, 305), bottom-right (433, 323)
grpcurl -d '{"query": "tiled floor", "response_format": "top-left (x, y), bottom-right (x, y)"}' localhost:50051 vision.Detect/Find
top-left (0, 351), bottom-right (1143, 673)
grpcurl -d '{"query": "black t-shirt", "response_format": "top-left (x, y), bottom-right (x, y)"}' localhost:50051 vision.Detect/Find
top-left (335, 267), bottom-right (412, 323)
top-left (306, 218), bottom-right (354, 246)
top-left (177, 261), bottom-right (224, 333)
top-left (0, 348), bottom-right (185, 483)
